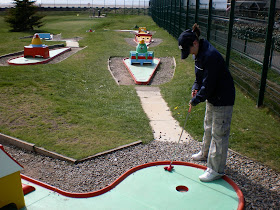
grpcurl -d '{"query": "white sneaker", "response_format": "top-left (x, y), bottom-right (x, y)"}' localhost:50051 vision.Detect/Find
top-left (199, 168), bottom-right (224, 182)
top-left (191, 151), bottom-right (207, 161)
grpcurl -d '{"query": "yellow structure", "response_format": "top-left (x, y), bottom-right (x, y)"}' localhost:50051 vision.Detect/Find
top-left (0, 145), bottom-right (25, 209)
top-left (24, 33), bottom-right (49, 58)
top-left (31, 33), bottom-right (43, 45)
top-left (138, 27), bottom-right (148, 34)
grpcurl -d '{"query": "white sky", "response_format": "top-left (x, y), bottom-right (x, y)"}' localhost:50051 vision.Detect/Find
top-left (0, 0), bottom-right (150, 6)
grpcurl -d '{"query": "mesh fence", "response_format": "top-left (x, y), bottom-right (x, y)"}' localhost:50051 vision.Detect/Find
top-left (150, 0), bottom-right (280, 117)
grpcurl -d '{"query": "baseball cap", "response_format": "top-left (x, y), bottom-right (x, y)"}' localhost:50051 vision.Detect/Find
top-left (178, 29), bottom-right (197, 59)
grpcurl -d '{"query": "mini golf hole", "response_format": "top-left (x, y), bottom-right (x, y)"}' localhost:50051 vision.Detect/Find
top-left (176, 185), bottom-right (189, 192)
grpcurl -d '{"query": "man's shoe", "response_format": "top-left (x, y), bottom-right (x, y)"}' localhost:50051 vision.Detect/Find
top-left (199, 168), bottom-right (224, 182)
top-left (191, 151), bottom-right (207, 161)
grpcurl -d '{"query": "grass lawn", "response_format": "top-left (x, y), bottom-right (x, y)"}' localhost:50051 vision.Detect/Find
top-left (0, 12), bottom-right (158, 159)
top-left (0, 11), bottom-right (279, 172)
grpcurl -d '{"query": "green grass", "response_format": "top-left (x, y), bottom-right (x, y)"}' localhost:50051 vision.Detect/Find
top-left (0, 12), bottom-right (156, 159)
top-left (0, 11), bottom-right (279, 172)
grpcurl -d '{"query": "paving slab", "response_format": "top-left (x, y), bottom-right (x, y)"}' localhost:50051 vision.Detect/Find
top-left (135, 86), bottom-right (191, 142)
top-left (66, 40), bottom-right (79, 48)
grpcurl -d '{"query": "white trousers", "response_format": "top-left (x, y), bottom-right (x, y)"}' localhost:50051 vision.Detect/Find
top-left (201, 101), bottom-right (233, 174)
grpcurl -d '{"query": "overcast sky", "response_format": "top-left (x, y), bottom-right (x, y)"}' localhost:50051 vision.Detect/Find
top-left (0, 0), bottom-right (150, 6)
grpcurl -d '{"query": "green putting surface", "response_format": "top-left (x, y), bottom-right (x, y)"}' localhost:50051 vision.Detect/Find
top-left (8, 48), bottom-right (70, 65)
top-left (123, 58), bottom-right (160, 84)
top-left (21, 164), bottom-right (240, 210)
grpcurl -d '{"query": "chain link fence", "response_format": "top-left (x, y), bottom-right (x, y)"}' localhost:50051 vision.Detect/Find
top-left (150, 0), bottom-right (280, 117)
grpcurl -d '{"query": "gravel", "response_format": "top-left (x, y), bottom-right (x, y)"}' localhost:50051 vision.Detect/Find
top-left (2, 140), bottom-right (280, 209)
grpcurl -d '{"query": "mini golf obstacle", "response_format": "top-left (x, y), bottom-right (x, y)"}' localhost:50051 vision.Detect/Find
top-left (123, 40), bottom-right (160, 85)
top-left (7, 33), bottom-right (70, 65)
top-left (0, 145), bottom-right (25, 209)
top-left (20, 161), bottom-right (244, 210)
top-left (8, 48), bottom-right (70, 65)
top-left (24, 33), bottom-right (50, 59)
top-left (134, 27), bottom-right (152, 45)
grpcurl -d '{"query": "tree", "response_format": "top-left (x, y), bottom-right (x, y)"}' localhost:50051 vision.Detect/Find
top-left (5, 0), bottom-right (44, 32)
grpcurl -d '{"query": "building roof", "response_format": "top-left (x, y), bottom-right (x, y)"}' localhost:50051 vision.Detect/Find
top-left (0, 144), bottom-right (23, 178)
top-left (235, 0), bottom-right (280, 9)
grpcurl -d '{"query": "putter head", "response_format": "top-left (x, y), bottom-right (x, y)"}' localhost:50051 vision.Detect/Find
top-left (164, 165), bottom-right (174, 172)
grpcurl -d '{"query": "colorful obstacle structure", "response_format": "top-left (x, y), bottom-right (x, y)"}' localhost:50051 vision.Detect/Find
top-left (134, 27), bottom-right (153, 45)
top-left (7, 33), bottom-right (71, 66)
top-left (86, 28), bottom-right (95, 32)
top-left (0, 145), bottom-right (25, 209)
top-left (130, 40), bottom-right (154, 65)
top-left (123, 40), bottom-right (160, 85)
top-left (24, 33), bottom-right (50, 59)
top-left (0, 144), bottom-right (244, 209)
top-left (36, 33), bottom-right (52, 40)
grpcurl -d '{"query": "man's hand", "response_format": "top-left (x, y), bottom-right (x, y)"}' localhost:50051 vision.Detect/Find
top-left (189, 97), bottom-right (200, 106)
top-left (189, 99), bottom-right (195, 106)
top-left (192, 89), bottom-right (198, 98)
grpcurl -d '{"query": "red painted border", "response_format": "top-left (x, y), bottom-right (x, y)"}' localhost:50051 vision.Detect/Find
top-left (223, 175), bottom-right (245, 210)
top-left (7, 47), bottom-right (71, 66)
top-left (21, 161), bottom-right (244, 209)
top-left (122, 58), bottom-right (161, 85)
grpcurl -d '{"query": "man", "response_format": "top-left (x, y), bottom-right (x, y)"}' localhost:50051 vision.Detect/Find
top-left (178, 24), bottom-right (235, 182)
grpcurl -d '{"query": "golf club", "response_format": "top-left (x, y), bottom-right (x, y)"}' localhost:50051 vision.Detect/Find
top-left (164, 105), bottom-right (192, 172)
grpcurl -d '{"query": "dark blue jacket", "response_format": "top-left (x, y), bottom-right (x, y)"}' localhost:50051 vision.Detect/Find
top-left (191, 39), bottom-right (235, 106)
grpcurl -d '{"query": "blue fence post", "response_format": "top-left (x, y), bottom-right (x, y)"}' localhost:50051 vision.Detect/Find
top-left (269, 37), bottom-right (274, 68)
top-left (186, 0), bottom-right (190, 29)
top-left (206, 0), bottom-right (212, 41)
top-left (257, 0), bottom-right (276, 107)
top-left (173, 0), bottom-right (177, 37)
top-left (195, 0), bottom-right (199, 23)
top-left (178, 0), bottom-right (182, 35)
top-left (225, 0), bottom-right (235, 69)
top-left (169, 0), bottom-right (172, 32)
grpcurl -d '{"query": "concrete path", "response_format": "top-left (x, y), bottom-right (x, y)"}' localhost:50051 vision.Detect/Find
top-left (135, 86), bottom-right (192, 143)
top-left (65, 40), bottom-right (79, 48)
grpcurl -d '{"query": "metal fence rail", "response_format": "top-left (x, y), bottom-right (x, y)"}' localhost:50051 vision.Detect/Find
top-left (149, 0), bottom-right (280, 117)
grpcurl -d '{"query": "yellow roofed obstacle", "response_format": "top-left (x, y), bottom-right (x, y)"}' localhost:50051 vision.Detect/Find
top-left (24, 33), bottom-right (50, 59)
top-left (135, 27), bottom-right (153, 45)
top-left (0, 145), bottom-right (25, 209)
top-left (123, 39), bottom-right (160, 85)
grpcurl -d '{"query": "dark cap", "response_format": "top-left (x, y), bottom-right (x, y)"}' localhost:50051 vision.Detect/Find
top-left (178, 29), bottom-right (197, 59)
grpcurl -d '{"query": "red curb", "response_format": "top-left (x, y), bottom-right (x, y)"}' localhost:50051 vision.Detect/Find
top-left (21, 161), bottom-right (245, 210)
top-left (122, 57), bottom-right (161, 85)
top-left (7, 47), bottom-right (71, 65)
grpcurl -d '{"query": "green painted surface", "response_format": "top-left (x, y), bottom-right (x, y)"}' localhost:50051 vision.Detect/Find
top-left (8, 48), bottom-right (69, 65)
top-left (21, 165), bottom-right (239, 210)
top-left (124, 58), bottom-right (160, 83)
